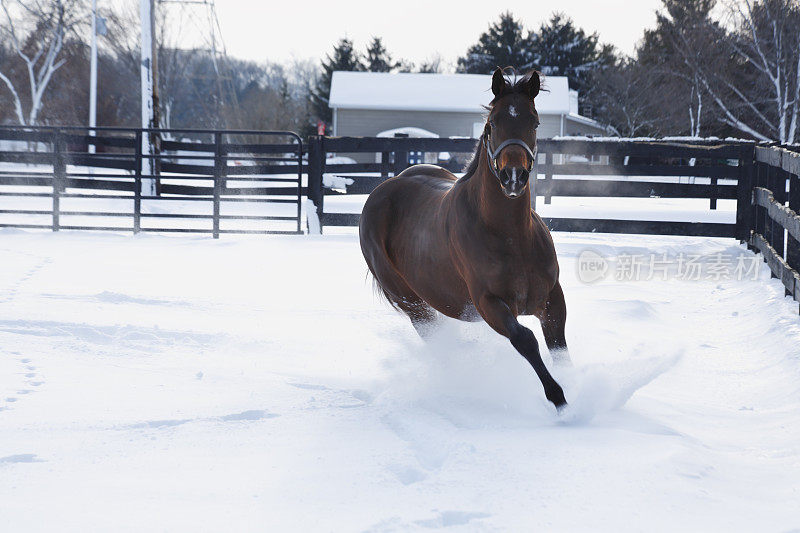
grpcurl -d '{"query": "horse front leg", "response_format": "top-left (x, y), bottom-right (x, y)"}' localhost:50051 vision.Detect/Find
top-left (539, 282), bottom-right (572, 367)
top-left (475, 293), bottom-right (567, 409)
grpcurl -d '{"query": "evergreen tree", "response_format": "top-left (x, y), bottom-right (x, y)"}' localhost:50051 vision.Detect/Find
top-left (528, 13), bottom-right (615, 115)
top-left (365, 37), bottom-right (398, 72)
top-left (530, 13), bottom-right (612, 89)
top-left (310, 37), bottom-right (364, 124)
top-left (456, 12), bottom-right (534, 73)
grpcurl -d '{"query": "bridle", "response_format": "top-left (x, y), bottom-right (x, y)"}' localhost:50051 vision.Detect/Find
top-left (483, 132), bottom-right (536, 180)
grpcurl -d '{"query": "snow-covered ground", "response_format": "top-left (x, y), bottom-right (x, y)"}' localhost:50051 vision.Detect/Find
top-left (1, 229), bottom-right (799, 531)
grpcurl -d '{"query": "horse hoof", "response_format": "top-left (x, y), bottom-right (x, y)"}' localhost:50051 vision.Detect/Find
top-left (548, 395), bottom-right (567, 410)
top-left (551, 349), bottom-right (573, 368)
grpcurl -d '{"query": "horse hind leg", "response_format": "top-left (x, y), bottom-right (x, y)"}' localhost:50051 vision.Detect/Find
top-left (385, 286), bottom-right (441, 339)
top-left (404, 299), bottom-right (440, 339)
top-left (367, 256), bottom-right (440, 339)
top-left (539, 282), bottom-right (572, 367)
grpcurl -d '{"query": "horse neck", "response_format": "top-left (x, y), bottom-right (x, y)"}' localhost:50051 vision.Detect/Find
top-left (467, 146), bottom-right (533, 234)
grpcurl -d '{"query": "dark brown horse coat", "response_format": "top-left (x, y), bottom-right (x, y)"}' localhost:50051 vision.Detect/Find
top-left (360, 69), bottom-right (570, 408)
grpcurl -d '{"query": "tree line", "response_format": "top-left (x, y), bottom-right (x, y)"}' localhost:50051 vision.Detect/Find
top-left (1, 0), bottom-right (798, 143)
top-left (448, 1), bottom-right (800, 142)
top-left (0, 0), bottom-right (320, 134)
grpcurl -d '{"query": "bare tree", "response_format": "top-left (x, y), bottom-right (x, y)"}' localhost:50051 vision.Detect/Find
top-left (590, 58), bottom-right (665, 137)
top-left (0, 0), bottom-right (82, 125)
top-left (417, 54), bottom-right (445, 73)
top-left (676, 0), bottom-right (800, 142)
top-left (727, 0), bottom-right (800, 143)
top-left (634, 0), bottom-right (725, 138)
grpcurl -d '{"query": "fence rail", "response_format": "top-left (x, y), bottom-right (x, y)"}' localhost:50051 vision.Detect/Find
top-left (0, 126), bottom-right (303, 237)
top-left (307, 136), bottom-right (749, 238)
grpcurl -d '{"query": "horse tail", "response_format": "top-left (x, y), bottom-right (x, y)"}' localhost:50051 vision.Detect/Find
top-left (366, 269), bottom-right (402, 311)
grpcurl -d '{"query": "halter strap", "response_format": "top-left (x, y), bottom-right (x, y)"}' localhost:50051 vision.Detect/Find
top-left (483, 134), bottom-right (536, 179)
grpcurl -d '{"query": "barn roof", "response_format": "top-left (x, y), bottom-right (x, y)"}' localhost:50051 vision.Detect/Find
top-left (328, 71), bottom-right (575, 115)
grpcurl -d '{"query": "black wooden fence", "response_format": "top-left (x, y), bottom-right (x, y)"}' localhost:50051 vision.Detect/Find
top-left (740, 145), bottom-right (800, 305)
top-left (307, 136), bottom-right (749, 238)
top-left (0, 125), bottom-right (303, 236)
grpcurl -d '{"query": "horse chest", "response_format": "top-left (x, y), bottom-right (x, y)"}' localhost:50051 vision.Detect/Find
top-left (509, 275), bottom-right (532, 311)
top-left (454, 215), bottom-right (556, 315)
top-left (480, 255), bottom-right (548, 314)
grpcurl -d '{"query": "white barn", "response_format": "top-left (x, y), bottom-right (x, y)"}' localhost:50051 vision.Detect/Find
top-left (328, 71), bottom-right (606, 139)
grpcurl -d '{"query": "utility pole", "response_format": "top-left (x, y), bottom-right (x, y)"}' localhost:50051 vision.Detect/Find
top-left (139, 0), bottom-right (159, 195)
top-left (89, 0), bottom-right (97, 155)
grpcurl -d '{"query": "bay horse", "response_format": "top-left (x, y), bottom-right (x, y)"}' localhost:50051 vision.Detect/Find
top-left (359, 68), bottom-right (569, 409)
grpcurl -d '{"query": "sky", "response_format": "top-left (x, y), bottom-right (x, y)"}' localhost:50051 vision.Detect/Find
top-left (211, 0), bottom-right (664, 68)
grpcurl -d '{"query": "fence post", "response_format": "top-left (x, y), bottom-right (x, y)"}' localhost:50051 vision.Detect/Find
top-left (544, 151), bottom-right (553, 204)
top-left (735, 144), bottom-right (755, 243)
top-left (392, 133), bottom-right (409, 176)
top-left (295, 137), bottom-right (303, 234)
top-left (787, 170), bottom-right (800, 299)
top-left (772, 165), bottom-right (787, 262)
top-left (212, 132), bottom-right (222, 239)
top-left (133, 130), bottom-right (142, 234)
top-left (52, 129), bottom-right (65, 232)
top-left (710, 175), bottom-right (718, 210)
top-left (754, 158), bottom-right (765, 242)
top-left (307, 135), bottom-right (324, 234)
top-left (764, 163), bottom-right (775, 257)
top-left (393, 147), bottom-right (409, 176)
top-left (380, 151), bottom-right (390, 180)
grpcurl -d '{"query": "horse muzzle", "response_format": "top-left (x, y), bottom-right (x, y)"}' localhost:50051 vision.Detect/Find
top-left (499, 166), bottom-right (530, 198)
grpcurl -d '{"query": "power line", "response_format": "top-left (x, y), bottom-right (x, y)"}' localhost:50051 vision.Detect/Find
top-left (156, 0), bottom-right (240, 128)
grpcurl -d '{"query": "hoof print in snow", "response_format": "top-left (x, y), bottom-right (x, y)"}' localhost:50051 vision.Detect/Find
top-left (0, 454), bottom-right (43, 464)
top-left (131, 419), bottom-right (192, 429)
top-left (289, 382), bottom-right (328, 391)
top-left (414, 511), bottom-right (492, 528)
top-left (219, 410), bottom-right (278, 422)
top-left (388, 464), bottom-right (427, 485)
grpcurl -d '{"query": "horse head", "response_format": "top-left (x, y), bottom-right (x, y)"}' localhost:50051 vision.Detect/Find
top-left (484, 68), bottom-right (541, 198)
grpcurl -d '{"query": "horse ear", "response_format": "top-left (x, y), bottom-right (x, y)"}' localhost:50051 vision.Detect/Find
top-left (524, 71), bottom-right (540, 99)
top-left (491, 68), bottom-right (506, 97)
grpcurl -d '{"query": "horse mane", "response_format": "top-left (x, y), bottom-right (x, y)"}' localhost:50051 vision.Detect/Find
top-left (458, 139), bottom-right (483, 183)
top-left (457, 68), bottom-right (543, 184)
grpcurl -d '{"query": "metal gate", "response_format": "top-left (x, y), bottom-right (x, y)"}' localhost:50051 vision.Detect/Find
top-left (0, 126), bottom-right (304, 237)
